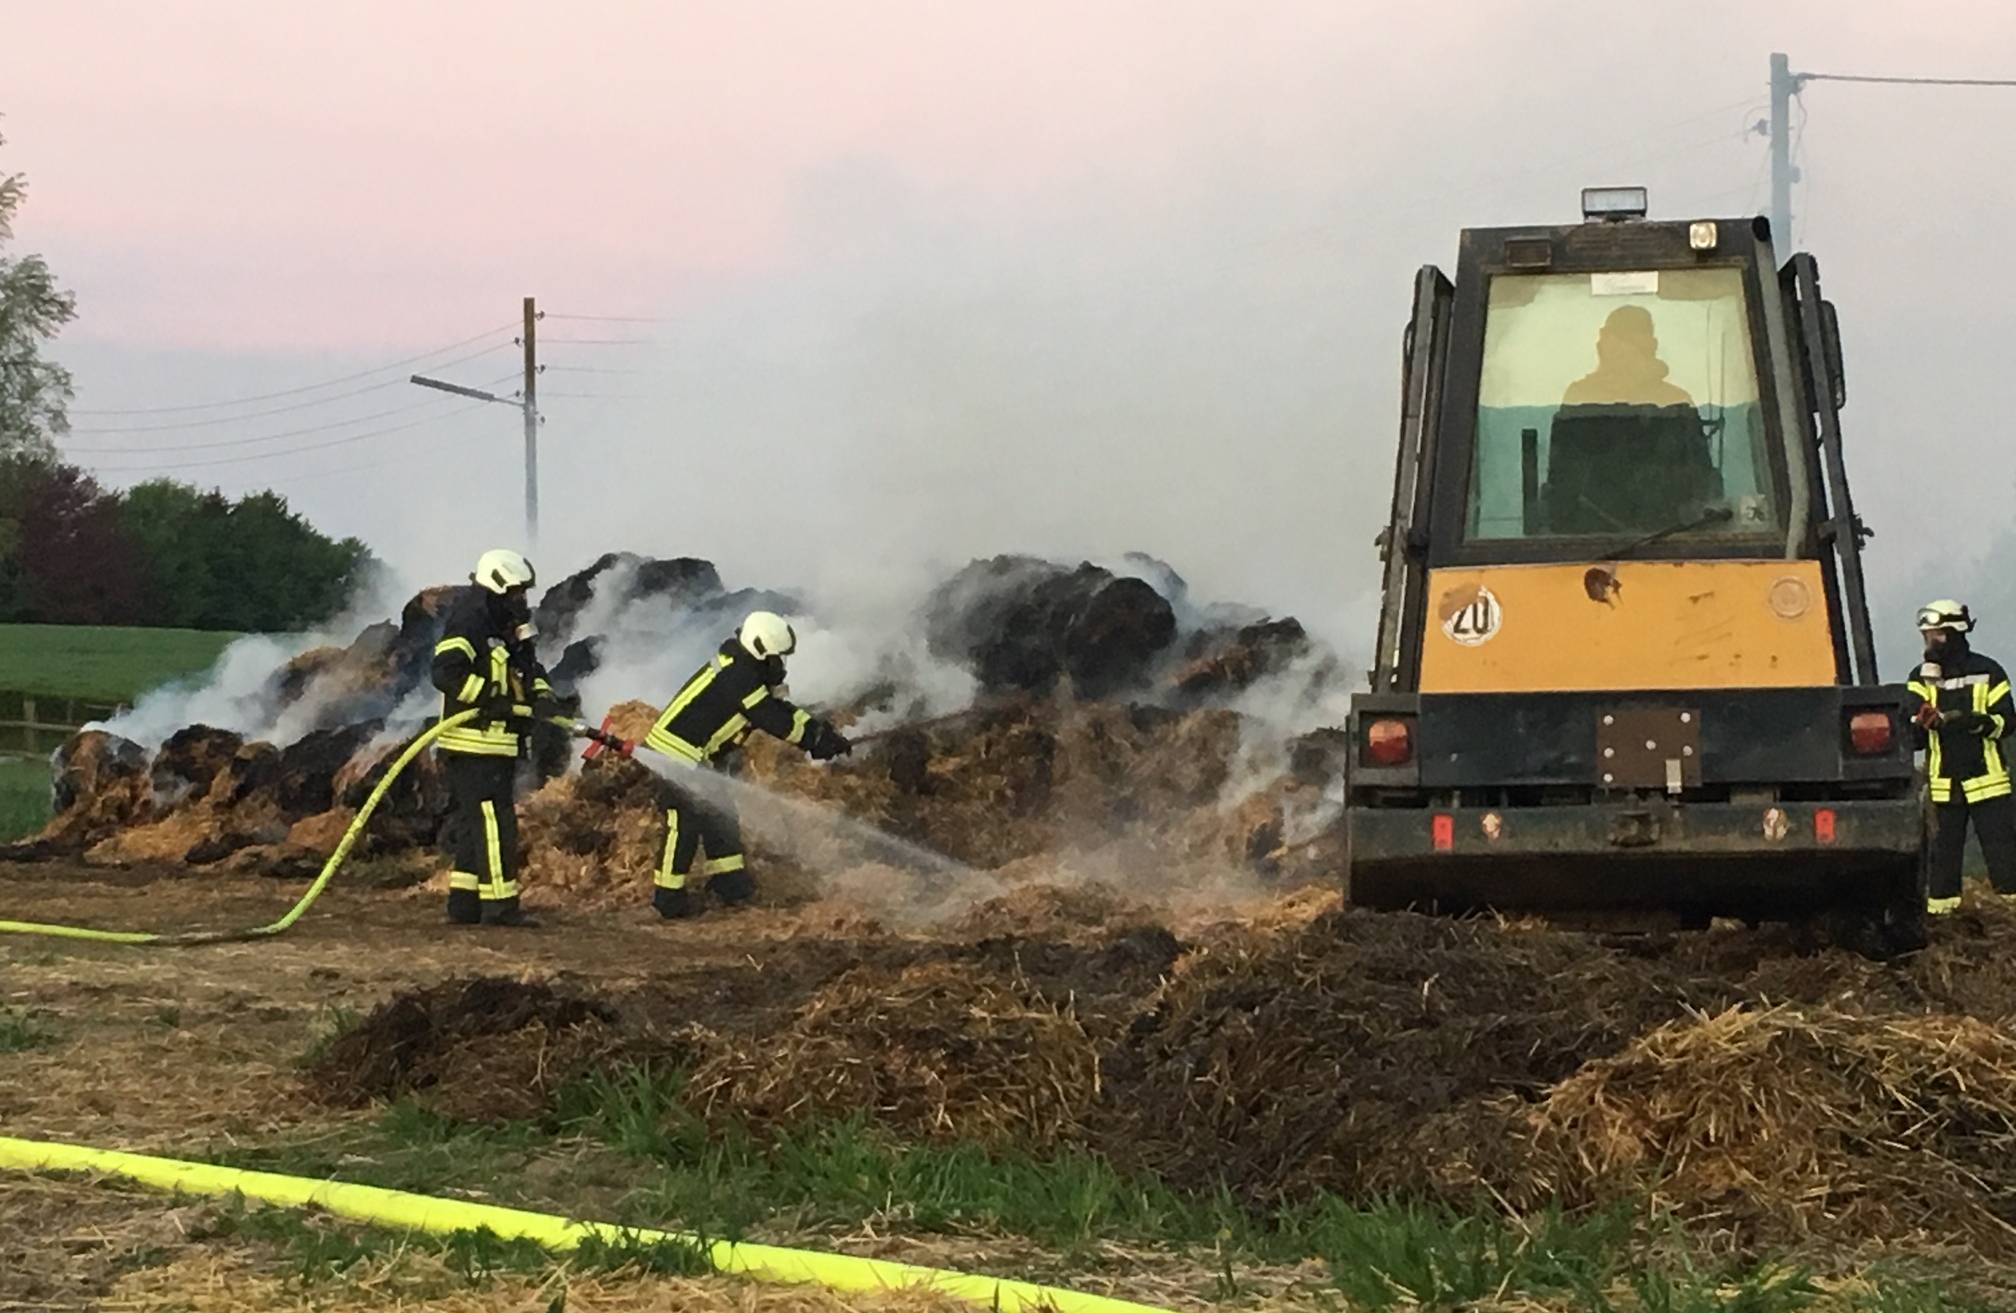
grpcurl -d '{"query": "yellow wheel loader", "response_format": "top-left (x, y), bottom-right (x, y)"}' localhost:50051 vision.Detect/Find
top-left (1346, 188), bottom-right (1924, 948)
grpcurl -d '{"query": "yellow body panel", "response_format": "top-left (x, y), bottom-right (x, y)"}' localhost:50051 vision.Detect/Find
top-left (1417, 559), bottom-right (1838, 693)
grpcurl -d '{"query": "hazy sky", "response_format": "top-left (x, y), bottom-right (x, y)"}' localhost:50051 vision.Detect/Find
top-left (4, 2), bottom-right (2013, 670)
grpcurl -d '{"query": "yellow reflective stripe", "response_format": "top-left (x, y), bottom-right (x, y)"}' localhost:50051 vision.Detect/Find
top-left (449, 872), bottom-right (481, 891)
top-left (656, 811), bottom-right (684, 889)
top-left (533, 677), bottom-right (552, 694)
top-left (1928, 895), bottom-right (1962, 915)
top-left (704, 715), bottom-right (750, 756)
top-left (651, 663), bottom-right (723, 739)
top-left (480, 802), bottom-right (505, 899)
top-left (435, 636), bottom-right (478, 661)
top-left (1988, 736), bottom-right (2006, 780)
top-left (456, 674), bottom-right (485, 703)
top-left (787, 709), bottom-right (810, 745)
top-left (643, 729), bottom-right (704, 763)
top-left (437, 732), bottom-right (518, 757)
top-left (742, 686), bottom-right (770, 710)
top-left (1929, 728), bottom-right (1943, 782)
top-left (702, 853), bottom-right (745, 875)
top-left (1907, 680), bottom-right (1937, 701)
top-left (1991, 681), bottom-right (2012, 706)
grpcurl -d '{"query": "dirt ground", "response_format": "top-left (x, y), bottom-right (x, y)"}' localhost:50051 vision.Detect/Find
top-left (0, 862), bottom-right (1333, 1312)
top-left (9, 859), bottom-right (2016, 1313)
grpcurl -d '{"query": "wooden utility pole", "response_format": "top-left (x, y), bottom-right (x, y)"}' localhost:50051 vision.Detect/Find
top-left (521, 296), bottom-right (540, 545)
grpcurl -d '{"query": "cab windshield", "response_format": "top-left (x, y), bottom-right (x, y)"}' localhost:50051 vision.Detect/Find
top-left (1464, 266), bottom-right (1779, 544)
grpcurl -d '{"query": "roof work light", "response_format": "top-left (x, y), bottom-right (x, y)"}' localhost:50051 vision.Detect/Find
top-left (1581, 186), bottom-right (1648, 222)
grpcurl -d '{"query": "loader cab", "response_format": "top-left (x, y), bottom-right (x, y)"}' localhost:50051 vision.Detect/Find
top-left (1372, 190), bottom-right (1872, 699)
top-left (1348, 190), bottom-right (1919, 933)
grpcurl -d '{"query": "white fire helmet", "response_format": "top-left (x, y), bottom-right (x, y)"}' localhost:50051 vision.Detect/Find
top-left (738, 611), bottom-right (797, 661)
top-left (1917, 599), bottom-right (1974, 634)
top-left (473, 549), bottom-right (536, 596)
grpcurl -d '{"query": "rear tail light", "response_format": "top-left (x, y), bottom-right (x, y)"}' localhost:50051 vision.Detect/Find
top-left (1364, 717), bottom-right (1414, 766)
top-left (1847, 710), bottom-right (1893, 756)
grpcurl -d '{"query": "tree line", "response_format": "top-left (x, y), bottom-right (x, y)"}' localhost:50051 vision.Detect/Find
top-left (0, 455), bottom-right (373, 630)
top-left (2, 123), bottom-right (373, 632)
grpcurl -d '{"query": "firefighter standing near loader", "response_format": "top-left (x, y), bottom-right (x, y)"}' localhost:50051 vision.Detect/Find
top-left (1907, 599), bottom-right (2016, 915)
top-left (643, 611), bottom-right (852, 918)
top-left (430, 549), bottom-right (557, 928)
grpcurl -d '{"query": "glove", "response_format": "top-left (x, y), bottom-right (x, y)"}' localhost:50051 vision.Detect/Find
top-left (806, 721), bottom-right (853, 762)
top-left (1914, 702), bottom-right (1943, 730)
top-left (531, 695), bottom-right (564, 724)
top-left (1943, 709), bottom-right (1991, 735)
top-left (480, 694), bottom-right (520, 723)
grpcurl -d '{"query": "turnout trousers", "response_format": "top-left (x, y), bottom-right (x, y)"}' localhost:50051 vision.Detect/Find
top-left (443, 753), bottom-right (520, 924)
top-left (652, 770), bottom-right (751, 917)
top-left (1928, 794), bottom-right (2016, 913)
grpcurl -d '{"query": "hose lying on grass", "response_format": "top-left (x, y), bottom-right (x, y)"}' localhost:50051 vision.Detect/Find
top-left (0, 1135), bottom-right (1171, 1313)
top-left (0, 710), bottom-right (485, 946)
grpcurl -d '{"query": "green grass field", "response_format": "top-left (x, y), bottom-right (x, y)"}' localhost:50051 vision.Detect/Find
top-left (0, 623), bottom-right (241, 702)
top-left (0, 756), bottom-right (52, 843)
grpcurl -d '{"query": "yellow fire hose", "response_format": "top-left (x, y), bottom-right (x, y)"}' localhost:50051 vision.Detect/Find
top-left (0, 1135), bottom-right (1169, 1313)
top-left (0, 709), bottom-right (487, 946)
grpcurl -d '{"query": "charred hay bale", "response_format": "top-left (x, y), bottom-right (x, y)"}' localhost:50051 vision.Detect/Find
top-left (684, 960), bottom-right (1101, 1148)
top-left (215, 742), bottom-right (282, 806)
top-left (4, 730), bottom-right (154, 857)
top-left (1107, 908), bottom-right (1694, 1204)
top-left (52, 730), bottom-right (148, 817)
top-left (1174, 619), bottom-right (1312, 699)
top-left (267, 645), bottom-right (345, 708)
top-left (306, 977), bottom-right (622, 1122)
top-left (534, 552), bottom-right (725, 647)
top-left (331, 734), bottom-right (452, 853)
top-left (1518, 1005), bottom-right (2016, 1254)
top-left (150, 725), bottom-right (244, 808)
top-left (925, 556), bottom-right (1177, 698)
top-left (549, 636), bottom-right (602, 687)
top-left (1287, 727), bottom-right (1352, 787)
top-left (275, 723), bottom-right (381, 818)
top-left (1049, 705), bottom-right (1240, 836)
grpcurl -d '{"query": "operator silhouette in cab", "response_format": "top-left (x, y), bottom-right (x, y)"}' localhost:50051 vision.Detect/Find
top-left (1545, 305), bottom-right (1720, 536)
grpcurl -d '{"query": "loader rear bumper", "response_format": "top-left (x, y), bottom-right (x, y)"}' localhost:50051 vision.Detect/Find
top-left (1347, 796), bottom-right (1924, 916)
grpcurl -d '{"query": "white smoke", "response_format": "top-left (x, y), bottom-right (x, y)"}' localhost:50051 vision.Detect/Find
top-left (92, 562), bottom-right (422, 749)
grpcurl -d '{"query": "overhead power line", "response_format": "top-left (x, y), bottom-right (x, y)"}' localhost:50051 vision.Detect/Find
top-left (64, 343), bottom-right (512, 434)
top-left (76, 400), bottom-right (493, 473)
top-left (1801, 72), bottom-right (2016, 87)
top-left (56, 372), bottom-right (518, 456)
top-left (545, 313), bottom-right (664, 323)
top-left (67, 320), bottom-right (518, 416)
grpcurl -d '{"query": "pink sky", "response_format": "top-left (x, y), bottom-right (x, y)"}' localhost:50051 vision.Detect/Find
top-left (6, 3), bottom-right (1429, 349)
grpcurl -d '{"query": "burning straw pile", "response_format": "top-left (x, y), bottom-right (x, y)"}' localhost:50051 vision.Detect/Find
top-left (1519, 1004), bottom-right (2016, 1251)
top-left (302, 900), bottom-right (2016, 1261)
top-left (7, 550), bottom-right (1340, 913)
top-left (684, 960), bottom-right (1103, 1149)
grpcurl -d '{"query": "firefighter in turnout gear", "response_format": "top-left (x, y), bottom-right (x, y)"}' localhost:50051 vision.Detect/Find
top-left (644, 611), bottom-right (852, 918)
top-left (431, 549), bottom-right (556, 928)
top-left (1906, 599), bottom-right (2016, 914)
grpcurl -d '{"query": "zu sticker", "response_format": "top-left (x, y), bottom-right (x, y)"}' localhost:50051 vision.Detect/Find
top-left (1440, 584), bottom-right (1502, 646)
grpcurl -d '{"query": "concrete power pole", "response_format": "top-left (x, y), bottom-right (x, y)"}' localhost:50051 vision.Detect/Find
top-left (407, 298), bottom-right (543, 547)
top-left (521, 296), bottom-right (540, 546)
top-left (1769, 52), bottom-right (1798, 254)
